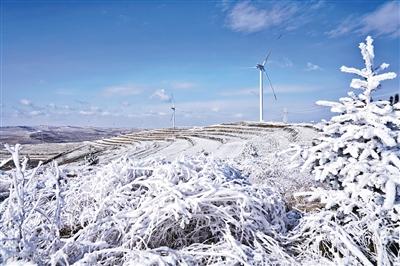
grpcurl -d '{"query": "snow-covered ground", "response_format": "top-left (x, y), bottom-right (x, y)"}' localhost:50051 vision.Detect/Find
top-left (0, 122), bottom-right (322, 265)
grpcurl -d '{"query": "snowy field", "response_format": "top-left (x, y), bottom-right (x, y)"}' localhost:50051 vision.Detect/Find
top-left (0, 37), bottom-right (399, 265)
top-left (0, 122), bottom-right (324, 265)
top-left (0, 122), bottom-right (318, 204)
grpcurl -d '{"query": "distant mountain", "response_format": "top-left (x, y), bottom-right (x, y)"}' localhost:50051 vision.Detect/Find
top-left (0, 126), bottom-right (138, 145)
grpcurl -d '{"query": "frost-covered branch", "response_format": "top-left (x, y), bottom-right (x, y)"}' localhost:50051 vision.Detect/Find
top-left (0, 144), bottom-right (65, 264)
top-left (340, 36), bottom-right (396, 103)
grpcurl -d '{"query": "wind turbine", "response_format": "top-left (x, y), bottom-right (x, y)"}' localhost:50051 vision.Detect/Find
top-left (170, 94), bottom-right (176, 129)
top-left (283, 107), bottom-right (288, 123)
top-left (255, 50), bottom-right (277, 122)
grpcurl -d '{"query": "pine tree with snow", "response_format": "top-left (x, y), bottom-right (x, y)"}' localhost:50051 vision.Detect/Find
top-left (302, 36), bottom-right (399, 211)
top-left (288, 36), bottom-right (400, 265)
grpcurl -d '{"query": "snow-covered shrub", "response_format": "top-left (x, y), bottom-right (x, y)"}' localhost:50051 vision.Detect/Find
top-left (56, 155), bottom-right (291, 265)
top-left (1, 145), bottom-right (301, 265)
top-left (0, 144), bottom-right (65, 265)
top-left (235, 136), bottom-right (317, 208)
top-left (290, 36), bottom-right (400, 265)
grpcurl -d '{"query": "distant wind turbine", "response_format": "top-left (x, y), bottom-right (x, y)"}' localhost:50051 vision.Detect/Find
top-left (170, 94), bottom-right (176, 129)
top-left (283, 107), bottom-right (288, 123)
top-left (254, 50), bottom-right (277, 122)
top-left (250, 34), bottom-right (282, 122)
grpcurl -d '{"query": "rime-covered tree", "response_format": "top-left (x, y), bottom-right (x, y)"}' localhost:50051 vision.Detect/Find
top-left (301, 36), bottom-right (399, 210)
top-left (288, 36), bottom-right (400, 265)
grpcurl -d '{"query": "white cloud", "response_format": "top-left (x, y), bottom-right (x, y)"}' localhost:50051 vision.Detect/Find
top-left (100, 111), bottom-right (111, 116)
top-left (220, 0), bottom-right (232, 12)
top-left (360, 1), bottom-right (400, 37)
top-left (19, 99), bottom-right (32, 106)
top-left (267, 57), bottom-right (294, 68)
top-left (211, 107), bottom-right (220, 112)
top-left (89, 106), bottom-right (101, 111)
top-left (151, 89), bottom-right (171, 102)
top-left (326, 16), bottom-right (356, 38)
top-left (102, 85), bottom-right (142, 96)
top-left (281, 57), bottom-right (294, 68)
top-left (226, 2), bottom-right (298, 33)
top-left (78, 106), bottom-right (103, 116)
top-left (79, 110), bottom-right (96, 116)
top-left (327, 2), bottom-right (400, 38)
top-left (305, 62), bottom-right (322, 71)
top-left (29, 110), bottom-right (46, 116)
top-left (309, 0), bottom-right (325, 10)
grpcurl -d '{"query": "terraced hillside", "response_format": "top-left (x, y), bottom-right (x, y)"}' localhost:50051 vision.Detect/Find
top-left (0, 122), bottom-right (317, 170)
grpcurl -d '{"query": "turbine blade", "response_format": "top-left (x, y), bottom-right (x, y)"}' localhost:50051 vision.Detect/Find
top-left (262, 50), bottom-right (272, 66)
top-left (239, 66), bottom-right (257, 69)
top-left (262, 34), bottom-right (283, 66)
top-left (263, 70), bottom-right (277, 100)
top-left (170, 113), bottom-right (174, 121)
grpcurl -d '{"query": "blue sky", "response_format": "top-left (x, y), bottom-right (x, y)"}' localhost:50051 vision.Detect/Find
top-left (1, 0), bottom-right (399, 128)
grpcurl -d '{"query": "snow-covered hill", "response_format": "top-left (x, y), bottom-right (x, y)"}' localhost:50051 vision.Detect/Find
top-left (1, 122), bottom-right (318, 201)
top-left (0, 122), bottom-right (321, 265)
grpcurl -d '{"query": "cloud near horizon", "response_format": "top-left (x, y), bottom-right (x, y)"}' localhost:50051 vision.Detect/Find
top-left (19, 99), bottom-right (32, 106)
top-left (151, 89), bottom-right (172, 102)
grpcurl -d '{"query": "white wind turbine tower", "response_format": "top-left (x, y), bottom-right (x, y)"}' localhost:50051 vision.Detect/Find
top-left (283, 107), bottom-right (288, 123)
top-left (255, 50), bottom-right (277, 122)
top-left (170, 94), bottom-right (176, 129)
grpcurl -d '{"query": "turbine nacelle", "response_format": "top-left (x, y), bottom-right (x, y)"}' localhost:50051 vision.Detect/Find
top-left (256, 64), bottom-right (265, 71)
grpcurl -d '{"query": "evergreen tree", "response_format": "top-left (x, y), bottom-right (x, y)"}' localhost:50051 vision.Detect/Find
top-left (291, 36), bottom-right (400, 265)
top-left (301, 36), bottom-right (399, 210)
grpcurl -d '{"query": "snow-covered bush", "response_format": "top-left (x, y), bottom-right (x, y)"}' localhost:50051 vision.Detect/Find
top-left (235, 135), bottom-right (317, 208)
top-left (290, 36), bottom-right (400, 265)
top-left (0, 144), bottom-right (65, 264)
top-left (1, 146), bottom-right (299, 265)
top-left (55, 155), bottom-right (292, 265)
